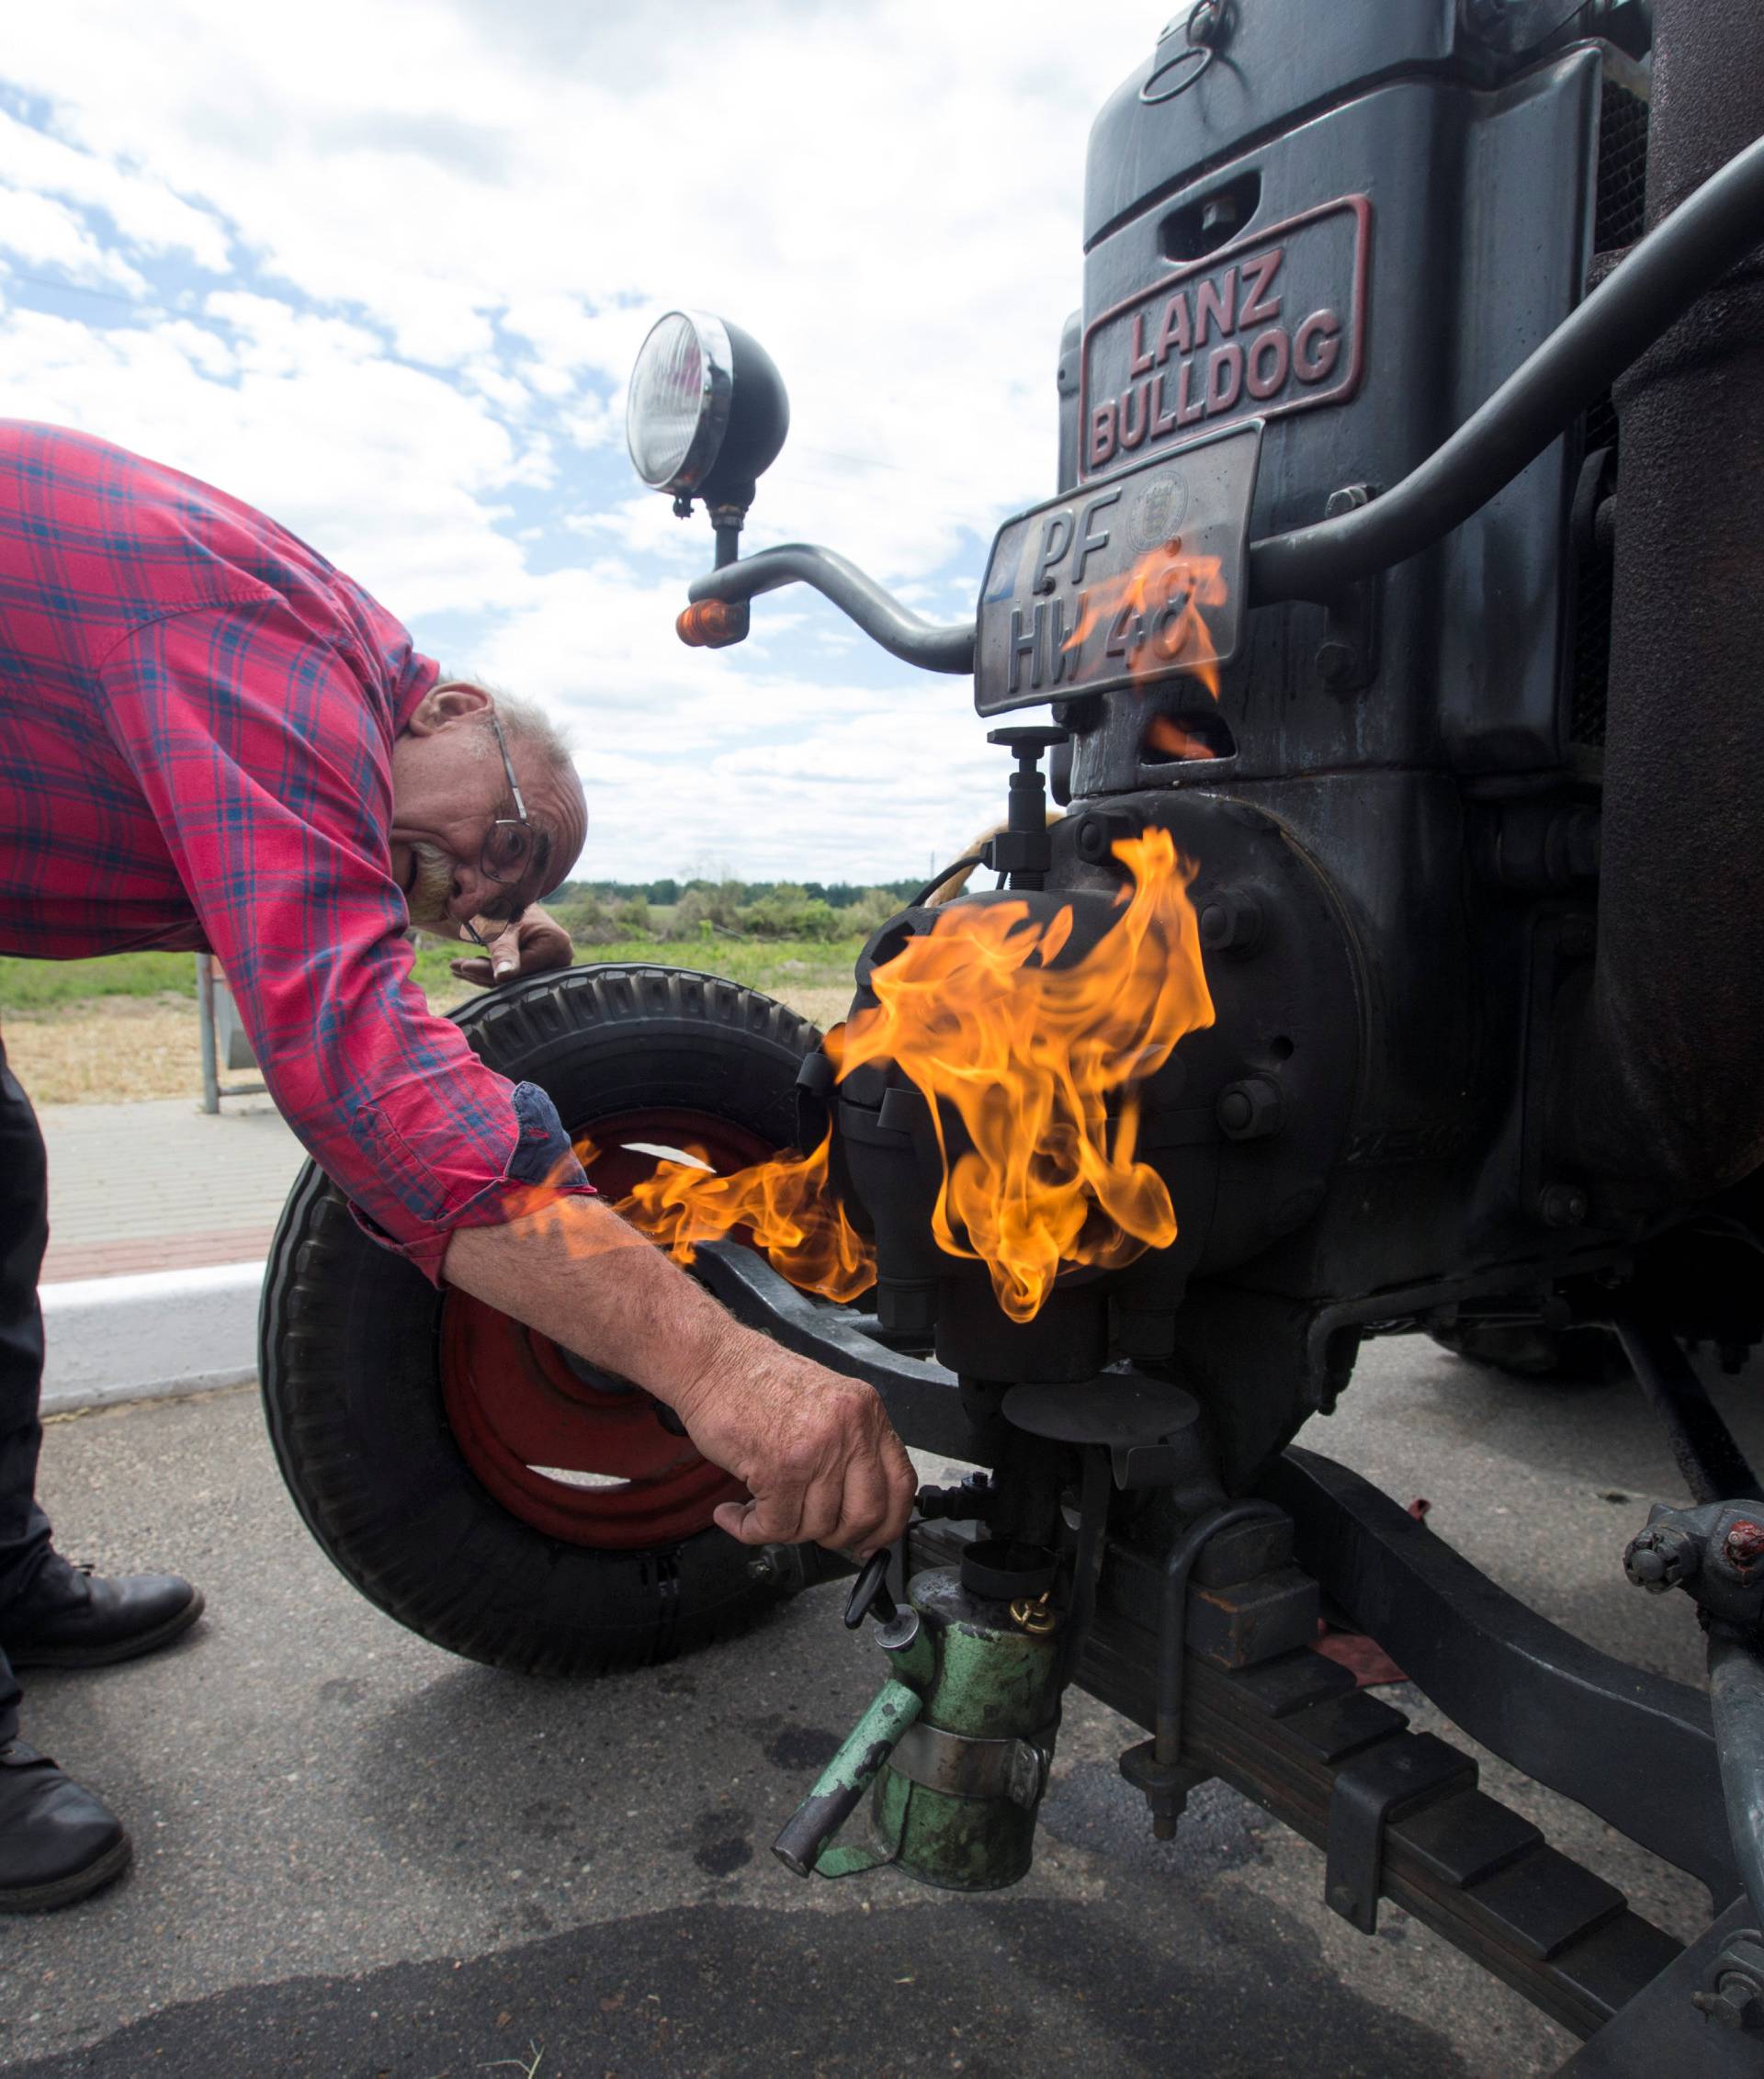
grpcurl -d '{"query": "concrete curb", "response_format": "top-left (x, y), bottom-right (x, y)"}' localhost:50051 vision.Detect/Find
top-left (41, 1260), bottom-right (265, 1414)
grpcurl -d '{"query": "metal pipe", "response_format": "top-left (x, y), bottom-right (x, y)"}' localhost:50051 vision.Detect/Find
top-left (1249, 130), bottom-right (1764, 604)
top-left (197, 953), bottom-right (220, 1115)
top-left (1708, 1633), bottom-right (1764, 1928)
top-left (686, 543), bottom-right (976, 673)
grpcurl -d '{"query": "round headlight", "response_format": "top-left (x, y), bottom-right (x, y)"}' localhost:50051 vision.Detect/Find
top-left (626, 311), bottom-right (733, 497)
top-left (627, 309), bottom-right (790, 514)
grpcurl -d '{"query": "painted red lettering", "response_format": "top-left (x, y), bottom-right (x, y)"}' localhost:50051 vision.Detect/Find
top-left (1118, 379), bottom-right (1149, 451)
top-left (1245, 326), bottom-right (1291, 401)
top-left (1194, 271), bottom-right (1238, 345)
top-left (1149, 370), bottom-right (1178, 439)
top-left (1205, 342), bottom-right (1243, 416)
top-left (1175, 357), bottom-right (1204, 426)
top-left (1294, 308), bottom-right (1342, 384)
top-left (1238, 247), bottom-right (1284, 327)
top-left (1091, 401), bottom-right (1117, 468)
top-left (1128, 313), bottom-right (1154, 377)
top-left (1153, 291), bottom-right (1192, 366)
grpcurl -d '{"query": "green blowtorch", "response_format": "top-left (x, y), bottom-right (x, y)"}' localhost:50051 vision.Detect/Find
top-left (773, 1539), bottom-right (1067, 1891)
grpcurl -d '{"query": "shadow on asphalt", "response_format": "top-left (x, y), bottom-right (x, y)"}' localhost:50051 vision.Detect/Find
top-left (3, 1887), bottom-right (1471, 2079)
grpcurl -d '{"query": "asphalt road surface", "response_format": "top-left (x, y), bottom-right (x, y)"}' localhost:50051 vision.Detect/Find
top-left (0, 1332), bottom-right (1747, 2079)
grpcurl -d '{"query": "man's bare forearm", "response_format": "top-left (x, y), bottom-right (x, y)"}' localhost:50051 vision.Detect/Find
top-left (442, 1198), bottom-right (746, 1418)
top-left (440, 1197), bottom-right (918, 1554)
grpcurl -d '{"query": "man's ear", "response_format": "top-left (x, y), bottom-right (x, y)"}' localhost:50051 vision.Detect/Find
top-left (406, 679), bottom-right (493, 736)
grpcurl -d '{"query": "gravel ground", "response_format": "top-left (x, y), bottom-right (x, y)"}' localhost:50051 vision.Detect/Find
top-left (0, 1331), bottom-right (1745, 2076)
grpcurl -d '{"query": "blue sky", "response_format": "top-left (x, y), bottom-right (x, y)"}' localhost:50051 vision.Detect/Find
top-left (0, 1), bottom-right (1164, 884)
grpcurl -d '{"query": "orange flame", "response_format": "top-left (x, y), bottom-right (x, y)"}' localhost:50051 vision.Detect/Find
top-left (1144, 714), bottom-right (1220, 762)
top-left (615, 1127), bottom-right (875, 1304)
top-left (1064, 542), bottom-right (1227, 698)
top-left (616, 830), bottom-right (1214, 1325)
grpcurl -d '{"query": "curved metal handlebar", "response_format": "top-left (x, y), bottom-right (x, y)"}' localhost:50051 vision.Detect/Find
top-left (686, 543), bottom-right (976, 674)
top-left (687, 131), bottom-right (1764, 665)
top-left (1249, 130), bottom-right (1764, 604)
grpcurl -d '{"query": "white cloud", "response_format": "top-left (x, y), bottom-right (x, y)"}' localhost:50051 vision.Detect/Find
top-left (0, 188), bottom-right (147, 292)
top-left (0, 0), bottom-right (1169, 876)
top-left (0, 108), bottom-right (229, 269)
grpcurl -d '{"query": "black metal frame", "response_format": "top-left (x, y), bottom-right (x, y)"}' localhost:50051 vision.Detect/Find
top-left (700, 1241), bottom-right (1752, 2067)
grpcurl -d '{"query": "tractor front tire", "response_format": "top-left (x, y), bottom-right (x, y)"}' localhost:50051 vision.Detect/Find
top-left (258, 964), bottom-right (823, 1676)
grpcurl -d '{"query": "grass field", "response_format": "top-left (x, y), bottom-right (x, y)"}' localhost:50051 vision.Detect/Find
top-left (0, 938), bottom-right (868, 1103)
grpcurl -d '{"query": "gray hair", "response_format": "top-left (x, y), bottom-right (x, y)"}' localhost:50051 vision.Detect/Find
top-left (492, 689), bottom-right (576, 773)
top-left (434, 675), bottom-right (576, 774)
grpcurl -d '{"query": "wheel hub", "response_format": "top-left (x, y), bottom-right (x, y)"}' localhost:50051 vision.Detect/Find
top-left (440, 1106), bottom-right (776, 1549)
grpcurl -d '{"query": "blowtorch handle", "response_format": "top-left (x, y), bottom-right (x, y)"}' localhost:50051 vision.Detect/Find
top-left (771, 1677), bottom-right (923, 1878)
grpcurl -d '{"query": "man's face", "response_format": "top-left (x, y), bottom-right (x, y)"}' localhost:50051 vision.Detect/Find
top-left (389, 684), bottom-right (586, 931)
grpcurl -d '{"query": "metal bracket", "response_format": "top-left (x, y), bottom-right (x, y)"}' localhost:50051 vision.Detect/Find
top-left (1325, 1732), bottom-right (1477, 1934)
top-left (1263, 1446), bottom-right (1739, 1898)
top-left (889, 1721), bottom-right (1054, 1810)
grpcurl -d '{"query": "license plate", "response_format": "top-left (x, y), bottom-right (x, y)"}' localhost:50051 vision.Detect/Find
top-left (1080, 195), bottom-right (1368, 480)
top-left (974, 421), bottom-right (1261, 717)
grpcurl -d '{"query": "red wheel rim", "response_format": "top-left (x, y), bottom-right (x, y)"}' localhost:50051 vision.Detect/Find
top-left (441, 1107), bottom-right (776, 1549)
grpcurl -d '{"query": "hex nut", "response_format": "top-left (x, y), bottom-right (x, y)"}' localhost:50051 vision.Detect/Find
top-left (1537, 1183), bottom-right (1589, 1229)
top-left (1623, 1525), bottom-right (1699, 1593)
top-left (1216, 1076), bottom-right (1283, 1141)
top-left (1199, 894), bottom-right (1264, 956)
top-left (1075, 810), bottom-right (1135, 864)
top-left (1315, 639), bottom-right (1356, 686)
top-left (1324, 483), bottom-right (1374, 519)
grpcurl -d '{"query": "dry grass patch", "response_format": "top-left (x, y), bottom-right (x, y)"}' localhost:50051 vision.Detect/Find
top-left (2, 996), bottom-right (205, 1104)
top-left (6, 968), bottom-right (860, 1107)
top-left (3, 991), bottom-right (473, 1104)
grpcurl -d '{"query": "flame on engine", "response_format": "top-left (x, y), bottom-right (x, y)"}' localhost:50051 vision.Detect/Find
top-left (1144, 714), bottom-right (1221, 762)
top-left (616, 829), bottom-right (1214, 1325)
top-left (604, 1126), bottom-right (875, 1305)
top-left (1063, 541), bottom-right (1227, 698)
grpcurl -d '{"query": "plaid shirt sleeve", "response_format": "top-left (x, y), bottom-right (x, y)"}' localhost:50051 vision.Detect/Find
top-left (97, 600), bottom-right (591, 1282)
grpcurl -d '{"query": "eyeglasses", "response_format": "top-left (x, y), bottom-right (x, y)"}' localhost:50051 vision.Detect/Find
top-left (481, 713), bottom-right (536, 886)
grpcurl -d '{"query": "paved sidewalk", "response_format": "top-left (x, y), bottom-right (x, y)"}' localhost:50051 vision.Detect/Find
top-left (39, 1097), bottom-right (307, 1283)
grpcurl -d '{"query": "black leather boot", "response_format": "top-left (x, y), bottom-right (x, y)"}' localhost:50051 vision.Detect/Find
top-left (2, 1554), bottom-right (203, 1669)
top-left (0, 1742), bottom-right (130, 1911)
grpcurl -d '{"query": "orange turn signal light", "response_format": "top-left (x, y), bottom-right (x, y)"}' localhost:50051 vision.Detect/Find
top-left (675, 599), bottom-right (749, 650)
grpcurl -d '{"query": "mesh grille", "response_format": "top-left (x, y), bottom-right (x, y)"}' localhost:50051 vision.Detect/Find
top-left (1594, 78), bottom-right (1651, 253)
top-left (1569, 72), bottom-right (1650, 751)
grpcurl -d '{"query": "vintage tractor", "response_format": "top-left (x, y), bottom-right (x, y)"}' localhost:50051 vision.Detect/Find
top-left (262, 0), bottom-right (1764, 2065)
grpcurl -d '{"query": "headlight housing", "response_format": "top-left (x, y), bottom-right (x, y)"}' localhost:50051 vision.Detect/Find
top-left (626, 309), bottom-right (789, 514)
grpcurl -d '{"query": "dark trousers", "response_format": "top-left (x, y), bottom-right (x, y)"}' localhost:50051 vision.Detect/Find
top-left (0, 1038), bottom-right (54, 1747)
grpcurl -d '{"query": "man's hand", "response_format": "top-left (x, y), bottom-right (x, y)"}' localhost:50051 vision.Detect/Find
top-left (442, 1199), bottom-right (917, 1556)
top-left (448, 903), bottom-right (572, 986)
top-left (671, 1341), bottom-right (917, 1554)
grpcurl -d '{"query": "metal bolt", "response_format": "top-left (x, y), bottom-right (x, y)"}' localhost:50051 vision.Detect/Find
top-left (1694, 1975), bottom-right (1764, 2031)
top-left (746, 1554), bottom-right (779, 1584)
top-left (1726, 1520), bottom-right (1764, 1572)
top-left (1324, 483), bottom-right (1374, 519)
top-left (1623, 1524), bottom-right (1698, 1593)
top-left (1075, 810), bottom-right (1133, 865)
top-left (1216, 1076), bottom-right (1283, 1142)
top-left (1315, 639), bottom-right (1356, 686)
top-left (1199, 894), bottom-right (1264, 956)
top-left (1186, 0), bottom-right (1222, 45)
top-left (1537, 1183), bottom-right (1589, 1229)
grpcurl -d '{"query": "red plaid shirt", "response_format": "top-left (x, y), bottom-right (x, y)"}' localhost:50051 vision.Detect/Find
top-left (0, 421), bottom-right (588, 1282)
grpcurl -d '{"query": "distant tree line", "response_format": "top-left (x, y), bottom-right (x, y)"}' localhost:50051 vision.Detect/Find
top-left (548, 876), bottom-right (927, 946)
top-left (552, 877), bottom-right (923, 909)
